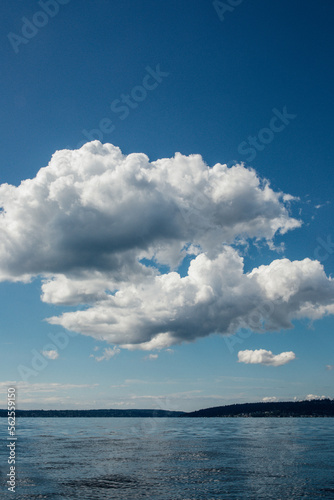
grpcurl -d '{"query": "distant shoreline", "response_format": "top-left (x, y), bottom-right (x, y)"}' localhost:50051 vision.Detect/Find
top-left (1, 399), bottom-right (333, 418)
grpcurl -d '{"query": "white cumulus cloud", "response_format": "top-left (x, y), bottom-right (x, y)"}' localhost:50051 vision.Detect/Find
top-left (238, 349), bottom-right (296, 366)
top-left (48, 251), bottom-right (334, 349)
top-left (0, 142), bottom-right (333, 350)
top-left (262, 396), bottom-right (278, 402)
top-left (0, 141), bottom-right (300, 284)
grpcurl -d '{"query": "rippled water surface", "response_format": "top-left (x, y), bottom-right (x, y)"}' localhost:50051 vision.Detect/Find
top-left (1, 417), bottom-right (334, 499)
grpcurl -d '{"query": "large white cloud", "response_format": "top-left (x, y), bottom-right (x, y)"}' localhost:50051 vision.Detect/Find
top-left (1, 141), bottom-right (333, 350)
top-left (0, 141), bottom-right (300, 283)
top-left (238, 349), bottom-right (296, 366)
top-left (47, 250), bottom-right (334, 348)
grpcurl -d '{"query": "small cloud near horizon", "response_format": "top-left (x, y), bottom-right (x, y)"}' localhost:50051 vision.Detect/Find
top-left (305, 394), bottom-right (327, 401)
top-left (238, 349), bottom-right (296, 367)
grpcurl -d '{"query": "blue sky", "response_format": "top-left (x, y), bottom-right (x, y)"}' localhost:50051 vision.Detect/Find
top-left (0, 0), bottom-right (333, 411)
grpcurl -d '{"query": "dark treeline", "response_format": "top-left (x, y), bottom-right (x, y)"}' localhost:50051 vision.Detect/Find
top-left (183, 399), bottom-right (334, 417)
top-left (1, 399), bottom-right (333, 418)
top-left (0, 409), bottom-right (184, 418)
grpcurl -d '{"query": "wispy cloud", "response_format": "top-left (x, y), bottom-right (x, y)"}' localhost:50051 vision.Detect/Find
top-left (0, 381), bottom-right (99, 395)
top-left (90, 346), bottom-right (120, 362)
top-left (144, 354), bottom-right (158, 360)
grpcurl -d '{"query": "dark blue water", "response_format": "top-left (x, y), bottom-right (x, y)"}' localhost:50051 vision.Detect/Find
top-left (1, 417), bottom-right (334, 499)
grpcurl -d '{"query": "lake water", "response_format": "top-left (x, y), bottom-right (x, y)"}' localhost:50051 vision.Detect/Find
top-left (1, 417), bottom-right (334, 499)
